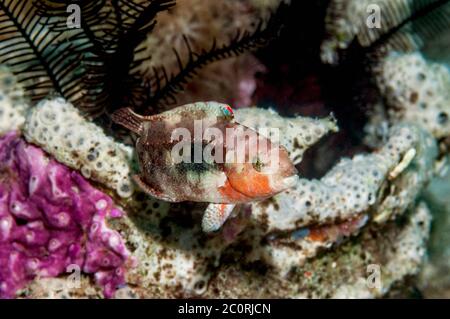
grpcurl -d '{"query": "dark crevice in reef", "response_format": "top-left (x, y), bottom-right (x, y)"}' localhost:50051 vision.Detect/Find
top-left (253, 0), bottom-right (372, 178)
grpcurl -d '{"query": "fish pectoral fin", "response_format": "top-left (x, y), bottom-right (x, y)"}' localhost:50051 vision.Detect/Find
top-left (111, 107), bottom-right (146, 135)
top-left (202, 203), bottom-right (236, 233)
top-left (133, 175), bottom-right (178, 202)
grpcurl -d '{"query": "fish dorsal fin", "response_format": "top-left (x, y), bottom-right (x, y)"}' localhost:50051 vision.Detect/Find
top-left (111, 107), bottom-right (148, 135)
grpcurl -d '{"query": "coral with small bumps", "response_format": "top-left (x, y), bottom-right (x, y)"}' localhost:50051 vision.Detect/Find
top-left (23, 201), bottom-right (431, 299)
top-left (0, 132), bottom-right (130, 298)
top-left (235, 107), bottom-right (338, 164)
top-left (252, 123), bottom-right (435, 232)
top-left (0, 67), bottom-right (29, 136)
top-left (115, 203), bottom-right (232, 296)
top-left (375, 52), bottom-right (450, 139)
top-left (204, 201), bottom-right (431, 299)
top-left (24, 98), bottom-right (136, 198)
top-left (244, 123), bottom-right (437, 275)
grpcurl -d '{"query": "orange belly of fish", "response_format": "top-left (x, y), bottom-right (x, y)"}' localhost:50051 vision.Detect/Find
top-left (218, 180), bottom-right (251, 202)
top-left (226, 166), bottom-right (273, 199)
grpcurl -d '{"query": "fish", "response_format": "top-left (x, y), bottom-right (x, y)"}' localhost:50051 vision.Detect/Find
top-left (111, 102), bottom-right (298, 232)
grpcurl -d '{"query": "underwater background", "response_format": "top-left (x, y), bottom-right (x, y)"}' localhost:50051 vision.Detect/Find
top-left (0, 0), bottom-right (449, 298)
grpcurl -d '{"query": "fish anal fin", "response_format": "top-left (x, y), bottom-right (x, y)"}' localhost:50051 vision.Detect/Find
top-left (202, 203), bottom-right (236, 233)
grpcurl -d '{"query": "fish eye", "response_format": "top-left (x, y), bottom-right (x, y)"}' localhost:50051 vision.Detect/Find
top-left (222, 105), bottom-right (234, 118)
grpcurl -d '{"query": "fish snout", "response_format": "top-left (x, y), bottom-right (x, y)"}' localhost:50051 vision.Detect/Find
top-left (264, 146), bottom-right (298, 193)
top-left (278, 146), bottom-right (298, 177)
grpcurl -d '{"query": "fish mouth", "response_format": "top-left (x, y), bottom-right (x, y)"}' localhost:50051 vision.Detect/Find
top-left (282, 175), bottom-right (299, 188)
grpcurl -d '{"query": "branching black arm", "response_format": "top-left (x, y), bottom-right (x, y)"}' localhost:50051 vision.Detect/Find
top-left (135, 2), bottom-right (289, 113)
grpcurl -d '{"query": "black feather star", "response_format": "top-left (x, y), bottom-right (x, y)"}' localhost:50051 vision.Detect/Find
top-left (132, 2), bottom-right (290, 114)
top-left (365, 0), bottom-right (450, 56)
top-left (0, 0), bottom-right (96, 108)
top-left (319, 0), bottom-right (450, 145)
top-left (336, 0), bottom-right (450, 62)
top-left (28, 0), bottom-right (176, 117)
top-left (0, 0), bottom-right (289, 119)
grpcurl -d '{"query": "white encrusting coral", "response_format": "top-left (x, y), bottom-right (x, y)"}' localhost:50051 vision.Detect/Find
top-left (235, 107), bottom-right (338, 164)
top-left (375, 52), bottom-right (450, 139)
top-left (0, 67), bottom-right (29, 136)
top-left (380, 202), bottom-right (432, 293)
top-left (200, 201), bottom-right (431, 299)
top-left (250, 123), bottom-right (436, 233)
top-left (24, 98), bottom-right (135, 198)
top-left (245, 123), bottom-right (437, 275)
top-left (119, 205), bottom-right (230, 296)
top-left (331, 202), bottom-right (431, 298)
top-left (24, 201), bottom-right (432, 299)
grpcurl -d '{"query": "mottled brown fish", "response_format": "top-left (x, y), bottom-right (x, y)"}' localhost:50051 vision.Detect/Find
top-left (112, 102), bottom-right (298, 232)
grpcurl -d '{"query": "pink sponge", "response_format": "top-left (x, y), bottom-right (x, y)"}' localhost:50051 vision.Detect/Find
top-left (0, 132), bottom-right (130, 298)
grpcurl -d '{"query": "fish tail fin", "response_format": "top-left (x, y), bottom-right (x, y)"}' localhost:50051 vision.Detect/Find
top-left (111, 107), bottom-right (145, 134)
